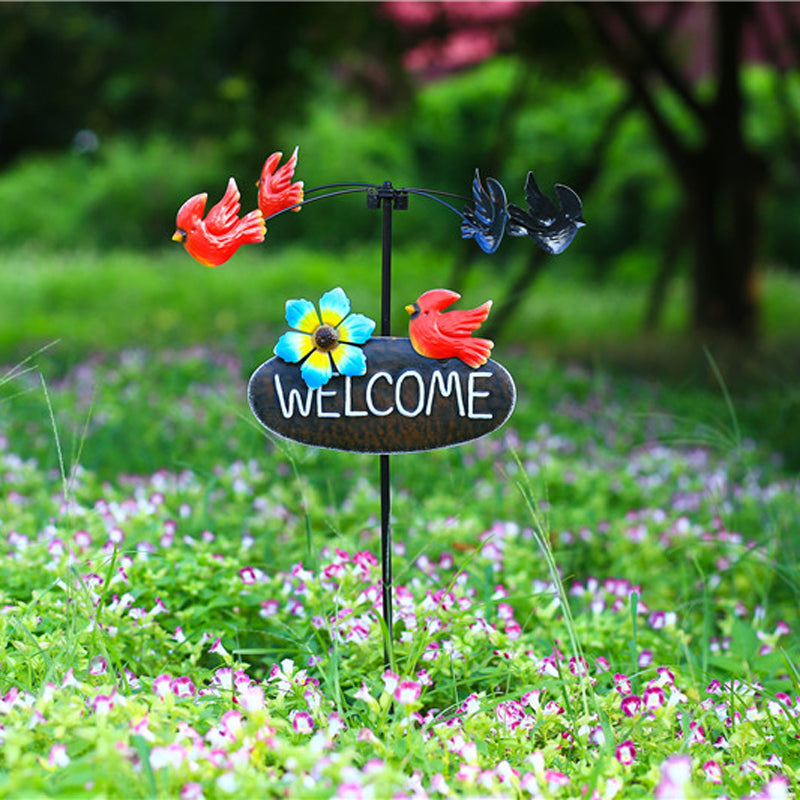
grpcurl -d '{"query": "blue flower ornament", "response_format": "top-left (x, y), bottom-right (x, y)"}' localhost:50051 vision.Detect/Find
top-left (274, 287), bottom-right (376, 389)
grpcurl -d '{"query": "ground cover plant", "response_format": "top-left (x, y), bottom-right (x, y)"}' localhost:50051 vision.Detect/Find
top-left (1, 329), bottom-right (799, 798)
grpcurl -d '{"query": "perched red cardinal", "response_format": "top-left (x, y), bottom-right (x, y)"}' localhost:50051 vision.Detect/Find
top-left (173, 177), bottom-right (266, 267)
top-left (258, 147), bottom-right (304, 218)
top-left (405, 289), bottom-right (494, 368)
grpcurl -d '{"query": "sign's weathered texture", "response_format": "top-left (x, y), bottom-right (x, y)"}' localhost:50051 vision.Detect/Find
top-left (249, 337), bottom-right (516, 454)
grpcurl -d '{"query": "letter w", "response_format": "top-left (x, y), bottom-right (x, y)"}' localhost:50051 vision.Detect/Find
top-left (274, 375), bottom-right (314, 418)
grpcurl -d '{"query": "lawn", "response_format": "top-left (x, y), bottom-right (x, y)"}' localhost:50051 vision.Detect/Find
top-left (1, 244), bottom-right (799, 798)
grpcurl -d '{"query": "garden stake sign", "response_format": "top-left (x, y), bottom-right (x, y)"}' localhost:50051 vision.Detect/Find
top-left (173, 148), bottom-right (585, 666)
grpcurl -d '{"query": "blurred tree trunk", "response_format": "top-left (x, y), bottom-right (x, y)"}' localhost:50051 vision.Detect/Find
top-left (587, 2), bottom-right (767, 343)
top-left (484, 93), bottom-right (634, 341)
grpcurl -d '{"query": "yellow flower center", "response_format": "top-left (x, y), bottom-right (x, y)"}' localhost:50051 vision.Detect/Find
top-left (313, 324), bottom-right (339, 352)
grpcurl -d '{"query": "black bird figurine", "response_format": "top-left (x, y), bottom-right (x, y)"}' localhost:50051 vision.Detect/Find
top-left (460, 169), bottom-right (509, 255)
top-left (507, 171), bottom-right (586, 255)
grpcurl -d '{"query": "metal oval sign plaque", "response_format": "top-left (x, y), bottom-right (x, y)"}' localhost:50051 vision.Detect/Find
top-left (248, 337), bottom-right (516, 454)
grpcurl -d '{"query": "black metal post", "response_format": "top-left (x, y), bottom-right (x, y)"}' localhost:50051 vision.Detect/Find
top-left (379, 184), bottom-right (394, 669)
top-left (368, 181), bottom-right (407, 669)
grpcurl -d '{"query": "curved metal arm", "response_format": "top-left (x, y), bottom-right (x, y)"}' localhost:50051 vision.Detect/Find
top-left (263, 186), bottom-right (376, 222)
top-left (402, 188), bottom-right (466, 219)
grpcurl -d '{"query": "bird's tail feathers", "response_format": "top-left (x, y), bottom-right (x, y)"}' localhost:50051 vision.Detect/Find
top-left (237, 209), bottom-right (267, 244)
top-left (458, 336), bottom-right (494, 369)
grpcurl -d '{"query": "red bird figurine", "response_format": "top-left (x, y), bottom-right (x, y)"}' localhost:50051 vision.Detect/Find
top-left (258, 147), bottom-right (304, 218)
top-left (173, 177), bottom-right (266, 267)
top-left (405, 289), bottom-right (494, 368)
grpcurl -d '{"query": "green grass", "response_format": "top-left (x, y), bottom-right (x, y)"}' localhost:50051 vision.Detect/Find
top-left (4, 244), bottom-right (800, 468)
top-left (1, 246), bottom-right (800, 797)
top-left (1, 338), bottom-right (798, 797)
top-left (5, 245), bottom-right (800, 368)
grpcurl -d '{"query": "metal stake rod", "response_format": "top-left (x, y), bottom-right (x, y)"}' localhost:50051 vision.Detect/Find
top-left (368, 181), bottom-right (407, 669)
top-left (379, 183), bottom-right (394, 669)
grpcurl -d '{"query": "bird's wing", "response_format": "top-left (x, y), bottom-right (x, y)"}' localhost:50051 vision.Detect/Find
top-left (259, 147), bottom-right (304, 216)
top-left (205, 178), bottom-right (242, 235)
top-left (523, 171), bottom-right (558, 226)
top-left (506, 203), bottom-right (539, 237)
top-left (507, 171), bottom-right (558, 237)
top-left (460, 170), bottom-right (508, 254)
top-left (554, 183), bottom-right (583, 220)
top-left (263, 148), bottom-right (299, 192)
top-left (437, 300), bottom-right (493, 338)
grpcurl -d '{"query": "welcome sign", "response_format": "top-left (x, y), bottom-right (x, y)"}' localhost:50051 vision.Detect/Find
top-left (249, 337), bottom-right (516, 453)
top-left (172, 149), bottom-right (584, 660)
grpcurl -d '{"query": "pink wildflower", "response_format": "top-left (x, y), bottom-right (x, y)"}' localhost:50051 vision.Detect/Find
top-left (220, 709), bottom-right (242, 739)
top-left (620, 695), bottom-right (642, 717)
top-left (74, 530), bottom-right (92, 549)
top-left (47, 744), bottom-right (70, 767)
top-left (741, 758), bottom-right (763, 776)
top-left (422, 641), bottom-right (441, 661)
top-left (537, 656), bottom-right (559, 678)
top-left (638, 649), bottom-right (653, 668)
top-left (762, 775), bottom-right (791, 799)
top-left (394, 679), bottom-right (422, 705)
top-left (150, 743), bottom-right (187, 770)
top-left (61, 668), bottom-right (80, 689)
top-left (209, 638), bottom-right (229, 657)
top-left (151, 597), bottom-right (168, 615)
top-left (688, 721), bottom-right (706, 744)
top-left (171, 676), bottom-right (196, 698)
top-left (335, 784), bottom-right (367, 800)
top-left (130, 715), bottom-right (155, 742)
top-left (569, 656), bottom-right (589, 676)
top-left (354, 682), bottom-right (374, 704)
top-left (497, 602), bottom-right (514, 620)
top-left (238, 566), bottom-right (261, 585)
top-left (88, 656), bottom-right (107, 676)
top-left (613, 673), bottom-right (632, 695)
top-left (655, 755), bottom-right (692, 799)
top-left (545, 769), bottom-right (570, 790)
top-left (495, 701), bottom-right (526, 731)
top-left (456, 764), bottom-right (480, 783)
top-left (643, 685), bottom-right (666, 709)
top-left (91, 690), bottom-right (116, 715)
top-left (588, 725), bottom-right (605, 746)
top-left (259, 599), bottom-right (279, 617)
top-left (357, 727), bottom-right (379, 745)
top-left (460, 693), bottom-right (481, 715)
top-left (381, 670), bottom-right (399, 695)
top-left (615, 740), bottom-right (636, 765)
top-left (291, 710), bottom-right (314, 734)
top-left (237, 684), bottom-right (264, 712)
top-left (702, 760), bottom-right (722, 784)
top-left (180, 783), bottom-right (204, 800)
top-left (328, 712), bottom-right (346, 737)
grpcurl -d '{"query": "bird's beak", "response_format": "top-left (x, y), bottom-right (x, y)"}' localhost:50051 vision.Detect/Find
top-left (172, 230), bottom-right (186, 243)
top-left (405, 304), bottom-right (415, 315)
top-left (576, 217), bottom-right (587, 228)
